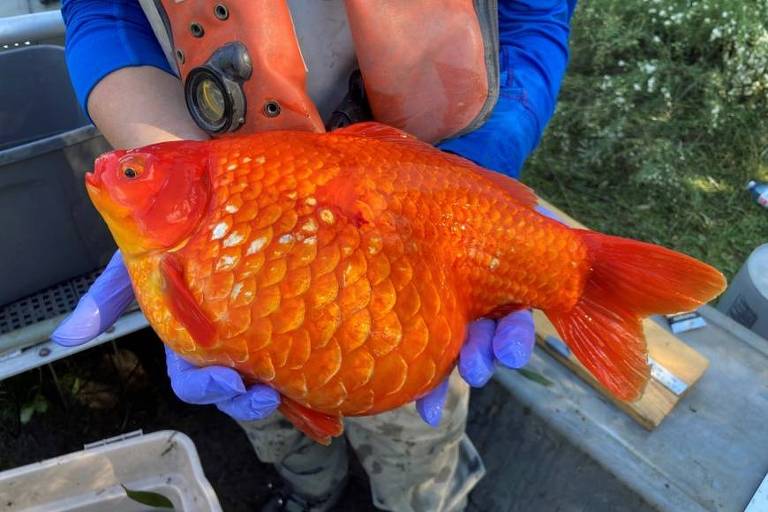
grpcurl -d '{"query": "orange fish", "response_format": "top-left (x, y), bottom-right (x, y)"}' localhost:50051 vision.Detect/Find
top-left (85, 122), bottom-right (725, 444)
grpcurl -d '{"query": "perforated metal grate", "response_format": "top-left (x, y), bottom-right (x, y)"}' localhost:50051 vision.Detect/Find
top-left (0, 269), bottom-right (104, 335)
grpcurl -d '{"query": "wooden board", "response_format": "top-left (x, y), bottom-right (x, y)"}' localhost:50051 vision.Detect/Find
top-left (534, 200), bottom-right (709, 430)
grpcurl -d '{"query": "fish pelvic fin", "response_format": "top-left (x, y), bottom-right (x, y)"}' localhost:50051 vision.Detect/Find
top-left (545, 231), bottom-right (726, 401)
top-left (278, 396), bottom-right (344, 445)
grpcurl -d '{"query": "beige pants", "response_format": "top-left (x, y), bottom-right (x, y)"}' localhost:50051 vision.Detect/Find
top-left (239, 371), bottom-right (485, 512)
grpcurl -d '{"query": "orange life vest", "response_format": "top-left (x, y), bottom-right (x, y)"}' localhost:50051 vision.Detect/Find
top-left (139, 0), bottom-right (499, 143)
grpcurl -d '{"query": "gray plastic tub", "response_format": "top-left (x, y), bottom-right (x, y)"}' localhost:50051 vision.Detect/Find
top-left (0, 45), bottom-right (115, 306)
top-left (0, 430), bottom-right (222, 511)
top-left (716, 243), bottom-right (768, 341)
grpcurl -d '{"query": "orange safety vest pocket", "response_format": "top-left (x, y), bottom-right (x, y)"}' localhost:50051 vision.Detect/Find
top-left (344, 0), bottom-right (499, 143)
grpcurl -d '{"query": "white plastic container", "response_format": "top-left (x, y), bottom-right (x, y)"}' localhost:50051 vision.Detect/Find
top-left (0, 430), bottom-right (222, 511)
top-left (716, 243), bottom-right (768, 341)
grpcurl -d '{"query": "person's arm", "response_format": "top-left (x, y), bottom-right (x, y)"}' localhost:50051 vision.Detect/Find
top-left (87, 66), bottom-right (208, 147)
top-left (62, 0), bottom-right (207, 147)
top-left (439, 0), bottom-right (573, 177)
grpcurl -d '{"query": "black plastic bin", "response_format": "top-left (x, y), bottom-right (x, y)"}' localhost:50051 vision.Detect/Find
top-left (0, 45), bottom-right (115, 306)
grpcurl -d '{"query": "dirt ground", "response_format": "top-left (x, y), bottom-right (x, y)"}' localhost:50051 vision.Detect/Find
top-left (0, 329), bottom-right (653, 511)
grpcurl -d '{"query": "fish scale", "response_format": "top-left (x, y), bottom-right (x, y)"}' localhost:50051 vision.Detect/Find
top-left (87, 122), bottom-right (726, 443)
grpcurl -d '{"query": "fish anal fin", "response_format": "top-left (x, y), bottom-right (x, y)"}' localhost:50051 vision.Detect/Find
top-left (278, 396), bottom-right (344, 445)
top-left (159, 254), bottom-right (216, 349)
top-left (547, 298), bottom-right (649, 401)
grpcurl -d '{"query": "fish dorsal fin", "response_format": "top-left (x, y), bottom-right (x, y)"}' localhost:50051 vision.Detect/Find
top-left (467, 167), bottom-right (538, 209)
top-left (332, 122), bottom-right (538, 209)
top-left (160, 254), bottom-right (216, 348)
top-left (332, 121), bottom-right (420, 143)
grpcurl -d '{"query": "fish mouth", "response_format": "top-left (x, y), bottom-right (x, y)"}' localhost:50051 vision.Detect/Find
top-left (85, 170), bottom-right (108, 213)
top-left (85, 171), bottom-right (100, 189)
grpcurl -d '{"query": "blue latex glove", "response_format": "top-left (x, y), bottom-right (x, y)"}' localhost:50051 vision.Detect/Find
top-left (52, 250), bottom-right (280, 422)
top-left (164, 346), bottom-right (280, 421)
top-left (415, 310), bottom-right (536, 427)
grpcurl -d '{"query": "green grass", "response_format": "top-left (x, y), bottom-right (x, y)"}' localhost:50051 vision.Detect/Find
top-left (523, 0), bottom-right (768, 278)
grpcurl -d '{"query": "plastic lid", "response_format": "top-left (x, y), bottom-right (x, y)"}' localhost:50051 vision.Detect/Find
top-left (747, 180), bottom-right (757, 190)
top-left (747, 243), bottom-right (768, 299)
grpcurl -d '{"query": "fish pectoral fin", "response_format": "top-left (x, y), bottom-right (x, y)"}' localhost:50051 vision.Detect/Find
top-left (159, 254), bottom-right (216, 348)
top-left (278, 397), bottom-right (343, 446)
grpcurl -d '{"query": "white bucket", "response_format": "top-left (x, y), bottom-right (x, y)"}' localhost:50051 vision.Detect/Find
top-left (0, 430), bottom-right (222, 511)
top-left (716, 243), bottom-right (768, 341)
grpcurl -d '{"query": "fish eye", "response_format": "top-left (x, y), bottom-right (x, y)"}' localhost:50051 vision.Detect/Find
top-left (124, 167), bottom-right (138, 179)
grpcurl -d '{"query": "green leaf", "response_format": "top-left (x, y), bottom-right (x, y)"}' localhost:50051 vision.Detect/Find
top-left (33, 394), bottom-right (48, 414)
top-left (516, 368), bottom-right (554, 388)
top-left (19, 404), bottom-right (34, 425)
top-left (121, 485), bottom-right (175, 509)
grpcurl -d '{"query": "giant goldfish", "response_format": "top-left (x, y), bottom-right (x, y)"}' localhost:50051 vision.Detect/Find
top-left (85, 122), bottom-right (725, 444)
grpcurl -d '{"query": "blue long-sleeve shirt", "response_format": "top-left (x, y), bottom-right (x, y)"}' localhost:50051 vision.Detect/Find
top-left (61, 0), bottom-right (575, 178)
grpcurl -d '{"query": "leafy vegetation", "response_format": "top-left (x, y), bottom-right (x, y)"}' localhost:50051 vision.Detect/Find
top-left (525, 0), bottom-right (768, 278)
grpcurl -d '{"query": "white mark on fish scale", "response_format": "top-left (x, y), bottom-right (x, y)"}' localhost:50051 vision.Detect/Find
top-left (223, 231), bottom-right (245, 248)
top-left (241, 156), bottom-right (252, 164)
top-left (230, 282), bottom-right (243, 300)
top-left (254, 156), bottom-right (266, 164)
top-left (279, 234), bottom-right (294, 244)
top-left (305, 197), bottom-right (317, 206)
top-left (301, 218), bottom-right (318, 233)
top-left (286, 191), bottom-right (298, 200)
top-left (489, 257), bottom-right (500, 271)
top-left (216, 255), bottom-right (236, 271)
top-left (211, 222), bottom-right (229, 240)
top-left (295, 233), bottom-right (305, 242)
top-left (227, 163), bottom-right (237, 171)
top-left (224, 204), bottom-right (239, 214)
top-left (367, 235), bottom-right (383, 255)
top-left (319, 209), bottom-right (335, 224)
top-left (303, 236), bottom-right (317, 245)
top-left (246, 237), bottom-right (267, 255)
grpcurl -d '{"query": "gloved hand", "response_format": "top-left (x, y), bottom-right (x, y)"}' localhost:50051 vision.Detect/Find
top-left (52, 250), bottom-right (280, 422)
top-left (164, 345), bottom-right (280, 421)
top-left (415, 310), bottom-right (535, 426)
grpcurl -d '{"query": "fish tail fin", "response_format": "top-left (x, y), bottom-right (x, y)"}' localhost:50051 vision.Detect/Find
top-left (545, 231), bottom-right (726, 401)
